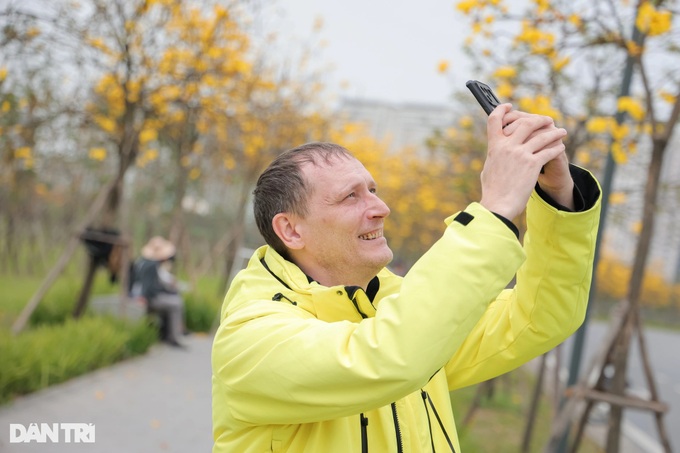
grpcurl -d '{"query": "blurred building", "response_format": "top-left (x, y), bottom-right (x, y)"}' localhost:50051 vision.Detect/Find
top-left (337, 97), bottom-right (457, 153)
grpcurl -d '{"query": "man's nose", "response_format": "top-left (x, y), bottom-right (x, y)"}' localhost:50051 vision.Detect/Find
top-left (368, 193), bottom-right (390, 218)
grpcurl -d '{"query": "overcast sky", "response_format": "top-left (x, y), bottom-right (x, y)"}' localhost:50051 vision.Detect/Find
top-left (262, 0), bottom-right (472, 106)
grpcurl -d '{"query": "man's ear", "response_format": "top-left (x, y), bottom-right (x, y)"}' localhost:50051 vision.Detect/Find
top-left (272, 213), bottom-right (305, 250)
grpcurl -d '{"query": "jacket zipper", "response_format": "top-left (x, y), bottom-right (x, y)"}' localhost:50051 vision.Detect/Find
top-left (360, 413), bottom-right (369, 453)
top-left (421, 390), bottom-right (436, 452)
top-left (425, 392), bottom-right (456, 452)
top-left (391, 402), bottom-right (404, 453)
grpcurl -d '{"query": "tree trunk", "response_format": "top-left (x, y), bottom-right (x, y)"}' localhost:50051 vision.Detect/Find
top-left (604, 313), bottom-right (635, 452)
top-left (72, 108), bottom-right (139, 318)
top-left (462, 379), bottom-right (496, 427)
top-left (522, 354), bottom-right (547, 452)
top-left (3, 211), bottom-right (18, 274)
top-left (635, 312), bottom-right (674, 452)
top-left (168, 110), bottom-right (197, 248)
top-left (168, 157), bottom-right (189, 247)
top-left (73, 254), bottom-right (98, 318)
top-left (606, 137), bottom-right (665, 452)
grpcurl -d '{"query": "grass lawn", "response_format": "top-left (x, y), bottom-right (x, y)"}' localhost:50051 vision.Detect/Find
top-left (451, 369), bottom-right (604, 452)
top-left (0, 266), bottom-right (224, 331)
top-left (0, 268), bottom-right (103, 330)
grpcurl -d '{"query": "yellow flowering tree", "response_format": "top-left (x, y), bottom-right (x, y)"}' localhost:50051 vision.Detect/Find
top-left (141, 2), bottom-right (254, 246)
top-left (454, 0), bottom-right (680, 291)
top-left (455, 0), bottom-right (677, 171)
top-left (0, 9), bottom-right (61, 274)
top-left (0, 73), bottom-right (38, 272)
top-left (2, 0), bottom-right (353, 328)
top-left (0, 0), bottom-right (271, 320)
top-left (455, 0), bottom-right (680, 449)
top-left (81, 1), bottom-right (256, 232)
top-left (82, 0), bottom-right (310, 279)
top-left (180, 20), bottom-right (340, 286)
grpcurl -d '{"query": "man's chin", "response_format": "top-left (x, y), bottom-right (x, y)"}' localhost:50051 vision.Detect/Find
top-left (357, 244), bottom-right (393, 274)
top-left (374, 247), bottom-right (394, 270)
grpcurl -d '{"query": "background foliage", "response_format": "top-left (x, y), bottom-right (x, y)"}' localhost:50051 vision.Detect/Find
top-left (1, 0), bottom-right (680, 405)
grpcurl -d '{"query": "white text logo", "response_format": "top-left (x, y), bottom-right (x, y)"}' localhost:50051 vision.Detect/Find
top-left (9, 423), bottom-right (95, 443)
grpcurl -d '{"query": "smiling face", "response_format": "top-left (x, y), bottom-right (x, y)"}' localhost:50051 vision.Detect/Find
top-left (273, 154), bottom-right (393, 288)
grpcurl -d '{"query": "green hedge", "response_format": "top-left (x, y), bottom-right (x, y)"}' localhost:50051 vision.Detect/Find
top-left (0, 316), bottom-right (157, 404)
top-left (29, 292), bottom-right (73, 327)
top-left (184, 292), bottom-right (220, 333)
top-left (29, 290), bottom-right (221, 333)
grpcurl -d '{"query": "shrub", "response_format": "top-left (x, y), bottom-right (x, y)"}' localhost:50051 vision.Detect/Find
top-left (27, 273), bottom-right (124, 327)
top-left (0, 316), bottom-right (156, 404)
top-left (29, 294), bottom-right (73, 327)
top-left (184, 292), bottom-right (220, 333)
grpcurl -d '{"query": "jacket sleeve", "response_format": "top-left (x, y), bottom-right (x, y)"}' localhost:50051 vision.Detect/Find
top-left (444, 169), bottom-right (602, 390)
top-left (212, 203), bottom-right (526, 426)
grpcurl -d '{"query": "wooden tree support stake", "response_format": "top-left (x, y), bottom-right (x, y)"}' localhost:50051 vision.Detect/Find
top-left (543, 300), bottom-right (673, 453)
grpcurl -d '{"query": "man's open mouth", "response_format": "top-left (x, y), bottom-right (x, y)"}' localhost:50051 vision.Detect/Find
top-left (358, 230), bottom-right (383, 240)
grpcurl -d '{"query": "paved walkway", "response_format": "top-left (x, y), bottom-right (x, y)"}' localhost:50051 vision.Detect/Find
top-left (0, 334), bottom-right (214, 453)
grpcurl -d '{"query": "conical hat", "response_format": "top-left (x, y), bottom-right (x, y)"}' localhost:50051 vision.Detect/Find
top-left (140, 236), bottom-right (176, 261)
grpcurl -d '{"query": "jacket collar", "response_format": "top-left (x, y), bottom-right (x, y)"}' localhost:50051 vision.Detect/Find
top-left (258, 246), bottom-right (380, 323)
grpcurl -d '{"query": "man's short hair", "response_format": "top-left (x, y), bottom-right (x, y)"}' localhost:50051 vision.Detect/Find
top-left (253, 142), bottom-right (353, 257)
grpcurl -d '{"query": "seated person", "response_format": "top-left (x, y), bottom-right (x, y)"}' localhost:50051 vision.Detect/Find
top-left (130, 236), bottom-right (186, 347)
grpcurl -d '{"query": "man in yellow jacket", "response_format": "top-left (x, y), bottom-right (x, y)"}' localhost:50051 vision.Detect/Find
top-left (212, 104), bottom-right (601, 452)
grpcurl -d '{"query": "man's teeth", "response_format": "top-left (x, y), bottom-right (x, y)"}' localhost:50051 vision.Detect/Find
top-left (359, 230), bottom-right (382, 240)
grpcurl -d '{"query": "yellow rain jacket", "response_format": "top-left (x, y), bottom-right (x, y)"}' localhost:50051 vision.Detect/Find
top-left (212, 168), bottom-right (601, 453)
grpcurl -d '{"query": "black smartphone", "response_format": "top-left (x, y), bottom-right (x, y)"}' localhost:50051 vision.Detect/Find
top-left (466, 80), bottom-right (501, 115)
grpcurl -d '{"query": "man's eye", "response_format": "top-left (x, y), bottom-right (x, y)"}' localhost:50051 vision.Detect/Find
top-left (369, 188), bottom-right (377, 194)
top-left (346, 192), bottom-right (356, 199)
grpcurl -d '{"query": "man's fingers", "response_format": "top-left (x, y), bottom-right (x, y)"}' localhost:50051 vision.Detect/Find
top-left (501, 110), bottom-right (530, 130)
top-left (503, 115), bottom-right (555, 143)
top-left (535, 141), bottom-right (567, 167)
top-left (488, 103), bottom-right (513, 139)
top-left (525, 128), bottom-right (567, 154)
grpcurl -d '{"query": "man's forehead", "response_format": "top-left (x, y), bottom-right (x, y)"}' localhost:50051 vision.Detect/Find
top-left (301, 154), bottom-right (362, 175)
top-left (300, 155), bottom-right (374, 190)
top-left (302, 151), bottom-right (355, 167)
top-left (302, 156), bottom-right (375, 197)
